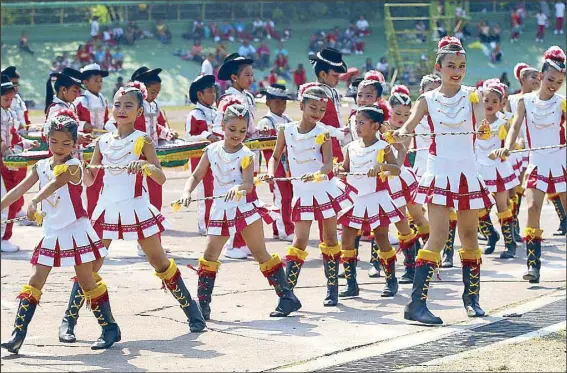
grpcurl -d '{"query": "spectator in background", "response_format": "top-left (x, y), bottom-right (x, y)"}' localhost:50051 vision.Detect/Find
top-left (90, 16), bottom-right (100, 39)
top-left (536, 9), bottom-right (548, 42)
top-left (510, 8), bottom-right (521, 42)
top-left (201, 53), bottom-right (215, 75)
top-left (155, 19), bottom-right (172, 44)
top-left (478, 20), bottom-right (491, 43)
top-left (210, 21), bottom-right (220, 42)
top-left (499, 72), bottom-right (510, 88)
top-left (193, 18), bottom-right (205, 40)
top-left (490, 43), bottom-right (502, 63)
top-left (112, 23), bottom-right (124, 43)
top-left (238, 40), bottom-right (256, 59)
top-left (376, 56), bottom-right (389, 80)
top-left (103, 47), bottom-right (113, 70)
top-left (355, 15), bottom-right (370, 36)
top-left (555, 0), bottom-right (565, 34)
top-left (185, 39), bottom-right (204, 63)
top-left (353, 35), bottom-right (365, 54)
top-left (293, 63), bottom-right (306, 91)
top-left (77, 44), bottom-right (93, 65)
top-left (275, 40), bottom-right (288, 57)
top-left (124, 25), bottom-right (135, 45)
top-left (517, 5), bottom-right (526, 31)
top-left (113, 76), bottom-right (124, 97)
top-left (415, 21), bottom-right (427, 42)
top-left (18, 31), bottom-right (34, 54)
top-left (268, 69), bottom-right (278, 85)
top-left (362, 57), bottom-right (373, 73)
top-left (215, 41), bottom-right (228, 62)
top-left (103, 27), bottom-right (117, 47)
top-left (252, 17), bottom-right (266, 41)
top-left (220, 21), bottom-right (235, 42)
top-left (113, 47), bottom-right (124, 71)
top-left (274, 53), bottom-right (290, 79)
top-left (265, 18), bottom-right (280, 40)
top-left (282, 27), bottom-right (292, 41)
top-left (256, 40), bottom-right (271, 70)
top-left (94, 45), bottom-right (105, 65)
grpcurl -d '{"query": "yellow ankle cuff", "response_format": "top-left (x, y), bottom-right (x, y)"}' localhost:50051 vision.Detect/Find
top-left (378, 248), bottom-right (396, 260)
top-left (20, 285), bottom-right (42, 302)
top-left (287, 246), bottom-right (309, 261)
top-left (524, 227), bottom-right (543, 239)
top-left (155, 258), bottom-right (178, 280)
top-left (398, 230), bottom-right (417, 242)
top-left (458, 248), bottom-right (482, 261)
top-left (83, 282), bottom-right (107, 300)
top-left (319, 243), bottom-right (341, 256)
top-left (341, 249), bottom-right (357, 260)
top-left (259, 254), bottom-right (282, 272)
top-left (416, 249), bottom-right (441, 263)
top-left (497, 210), bottom-right (513, 220)
top-left (199, 257), bottom-right (221, 272)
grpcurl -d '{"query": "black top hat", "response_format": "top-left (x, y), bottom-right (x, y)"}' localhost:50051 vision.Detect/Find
top-left (131, 66), bottom-right (162, 83)
top-left (309, 47), bottom-right (347, 73)
top-left (346, 77), bottom-right (364, 98)
top-left (189, 74), bottom-right (216, 104)
top-left (81, 63), bottom-right (110, 79)
top-left (218, 53), bottom-right (254, 81)
top-left (50, 68), bottom-right (84, 88)
top-left (260, 83), bottom-right (294, 100)
top-left (1, 74), bottom-right (16, 95)
top-left (1, 66), bottom-right (20, 80)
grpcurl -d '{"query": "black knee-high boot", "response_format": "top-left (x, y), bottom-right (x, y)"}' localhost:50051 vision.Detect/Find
top-left (368, 238), bottom-right (382, 278)
top-left (339, 249), bottom-right (359, 297)
top-left (523, 228), bottom-right (543, 283)
top-left (261, 254), bottom-right (302, 317)
top-left (1, 285), bottom-right (41, 354)
top-left (459, 249), bottom-right (485, 317)
top-left (321, 243), bottom-right (341, 307)
top-left (196, 258), bottom-right (220, 321)
top-left (85, 282), bottom-right (121, 350)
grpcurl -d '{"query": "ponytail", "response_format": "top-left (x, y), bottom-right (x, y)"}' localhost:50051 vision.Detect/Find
top-left (45, 77), bottom-right (54, 114)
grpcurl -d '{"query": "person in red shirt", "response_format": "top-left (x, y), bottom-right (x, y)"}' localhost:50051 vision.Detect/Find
top-left (293, 63), bottom-right (306, 91)
top-left (268, 69), bottom-right (278, 85)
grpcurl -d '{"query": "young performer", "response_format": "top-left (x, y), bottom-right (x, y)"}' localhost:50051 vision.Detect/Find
top-left (1, 75), bottom-right (39, 252)
top-left (506, 63), bottom-right (541, 240)
top-left (383, 85), bottom-right (429, 283)
top-left (75, 63), bottom-right (111, 218)
top-left (493, 46), bottom-right (566, 283)
top-left (1, 110), bottom-right (117, 353)
top-left (215, 53), bottom-right (257, 259)
top-left (336, 103), bottom-right (404, 297)
top-left (309, 47), bottom-right (349, 162)
top-left (2, 66), bottom-right (31, 131)
top-left (185, 74), bottom-right (218, 235)
top-left (58, 82), bottom-right (205, 344)
top-left (131, 66), bottom-right (178, 255)
top-left (391, 37), bottom-right (494, 324)
top-left (257, 83), bottom-right (294, 241)
top-left (45, 68), bottom-right (83, 118)
top-left (263, 83), bottom-right (354, 308)
top-left (180, 99), bottom-right (300, 319)
top-left (476, 81), bottom-right (520, 258)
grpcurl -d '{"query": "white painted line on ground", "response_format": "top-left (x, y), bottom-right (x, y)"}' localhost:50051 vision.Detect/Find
top-left (268, 291), bottom-right (566, 372)
top-left (398, 321), bottom-right (566, 371)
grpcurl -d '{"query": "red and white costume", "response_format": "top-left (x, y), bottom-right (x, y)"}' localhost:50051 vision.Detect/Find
top-left (185, 102), bottom-right (217, 234)
top-left (1, 106), bottom-right (34, 240)
top-left (134, 99), bottom-right (174, 212)
top-left (214, 90), bottom-right (257, 252)
top-left (475, 117), bottom-right (520, 193)
top-left (10, 93), bottom-right (30, 131)
top-left (258, 110), bottom-right (294, 237)
top-left (508, 94), bottom-right (529, 176)
top-left (338, 139), bottom-right (404, 231)
top-left (46, 97), bottom-right (76, 120)
top-left (75, 90), bottom-right (111, 217)
top-left (522, 92), bottom-right (566, 193)
top-left (91, 130), bottom-right (169, 240)
top-left (318, 83), bottom-right (346, 162)
top-left (205, 141), bottom-right (274, 236)
top-left (32, 158), bottom-right (107, 267)
top-left (283, 122), bottom-right (353, 221)
top-left (412, 117), bottom-right (433, 180)
top-left (386, 144), bottom-right (419, 208)
top-left (416, 86), bottom-right (494, 210)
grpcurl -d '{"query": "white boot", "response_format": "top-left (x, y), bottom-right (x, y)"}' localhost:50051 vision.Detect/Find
top-left (1, 240), bottom-right (20, 253)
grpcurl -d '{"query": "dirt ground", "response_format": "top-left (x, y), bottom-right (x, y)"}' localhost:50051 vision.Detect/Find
top-left (407, 329), bottom-right (567, 372)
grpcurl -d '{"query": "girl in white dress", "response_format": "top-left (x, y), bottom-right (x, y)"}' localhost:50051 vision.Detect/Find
top-left (1, 110), bottom-right (117, 353)
top-left (506, 63), bottom-right (542, 239)
top-left (390, 37), bottom-right (494, 325)
top-left (180, 100), bottom-right (301, 319)
top-left (336, 103), bottom-right (404, 297)
top-left (60, 82), bottom-right (207, 341)
top-left (381, 85), bottom-right (428, 284)
top-left (493, 46), bottom-right (566, 284)
top-left (264, 83), bottom-right (354, 309)
top-left (475, 81), bottom-right (520, 259)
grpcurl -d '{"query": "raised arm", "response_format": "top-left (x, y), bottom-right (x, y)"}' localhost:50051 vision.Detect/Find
top-left (1, 166), bottom-right (39, 210)
top-left (266, 128), bottom-right (287, 179)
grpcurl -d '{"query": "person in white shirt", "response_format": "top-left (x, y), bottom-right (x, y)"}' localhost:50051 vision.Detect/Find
top-left (90, 17), bottom-right (100, 38)
top-left (201, 53), bottom-right (215, 76)
top-left (555, 1), bottom-right (565, 34)
top-left (536, 10), bottom-right (548, 42)
top-left (356, 15), bottom-right (370, 36)
top-left (238, 40), bottom-right (256, 59)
